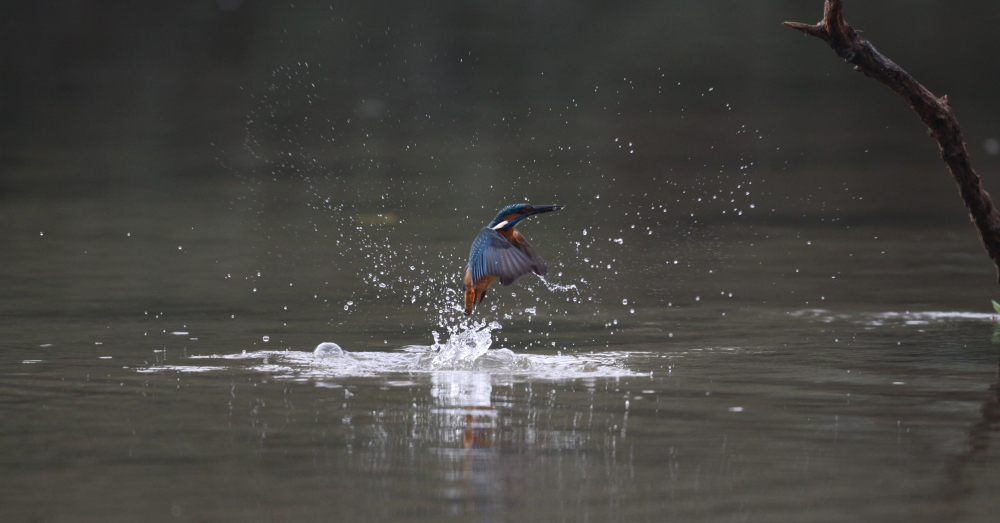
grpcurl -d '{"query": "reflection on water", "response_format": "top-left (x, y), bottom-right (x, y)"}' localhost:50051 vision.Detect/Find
top-left (3, 270), bottom-right (1000, 522)
top-left (7, 11), bottom-right (1000, 516)
top-left (428, 372), bottom-right (499, 514)
top-left (5, 129), bottom-right (1000, 519)
top-left (111, 308), bottom-right (1000, 520)
top-left (431, 371), bottom-right (493, 407)
top-left (968, 355), bottom-right (1000, 453)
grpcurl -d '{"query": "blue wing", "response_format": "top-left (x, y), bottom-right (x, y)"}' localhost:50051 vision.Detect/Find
top-left (467, 228), bottom-right (547, 286)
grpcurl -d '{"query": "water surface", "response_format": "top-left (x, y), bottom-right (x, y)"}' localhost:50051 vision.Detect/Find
top-left (4, 3), bottom-right (1000, 519)
top-left (3, 185), bottom-right (999, 521)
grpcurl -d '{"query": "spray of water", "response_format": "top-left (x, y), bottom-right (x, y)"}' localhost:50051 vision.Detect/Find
top-left (409, 319), bottom-right (534, 371)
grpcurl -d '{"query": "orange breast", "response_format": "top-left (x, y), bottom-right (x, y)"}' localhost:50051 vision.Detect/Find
top-left (464, 267), bottom-right (497, 314)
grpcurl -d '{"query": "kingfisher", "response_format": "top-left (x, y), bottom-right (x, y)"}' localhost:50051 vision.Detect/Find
top-left (463, 203), bottom-right (564, 314)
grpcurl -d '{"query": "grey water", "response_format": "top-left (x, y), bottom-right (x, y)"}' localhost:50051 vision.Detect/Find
top-left (5, 2), bottom-right (1000, 522)
top-left (4, 179), bottom-right (999, 522)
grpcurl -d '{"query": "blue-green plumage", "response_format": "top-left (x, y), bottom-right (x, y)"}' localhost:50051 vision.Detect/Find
top-left (487, 203), bottom-right (534, 229)
top-left (468, 227), bottom-right (541, 285)
top-left (463, 203), bottom-right (564, 314)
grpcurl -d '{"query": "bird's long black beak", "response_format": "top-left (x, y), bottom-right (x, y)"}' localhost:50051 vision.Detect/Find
top-left (527, 204), bottom-right (564, 216)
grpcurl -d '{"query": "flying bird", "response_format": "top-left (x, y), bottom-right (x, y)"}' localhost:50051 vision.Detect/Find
top-left (463, 203), bottom-right (564, 314)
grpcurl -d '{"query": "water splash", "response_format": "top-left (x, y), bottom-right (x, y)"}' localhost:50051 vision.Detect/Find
top-left (424, 320), bottom-right (502, 368)
top-left (138, 321), bottom-right (643, 380)
top-left (537, 275), bottom-right (580, 294)
top-left (138, 345), bottom-right (636, 380)
top-left (396, 319), bottom-right (534, 372)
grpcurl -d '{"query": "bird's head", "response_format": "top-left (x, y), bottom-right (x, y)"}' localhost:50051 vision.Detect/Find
top-left (487, 203), bottom-right (564, 231)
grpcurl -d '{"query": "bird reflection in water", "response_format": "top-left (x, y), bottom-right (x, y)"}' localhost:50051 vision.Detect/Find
top-left (430, 372), bottom-right (512, 517)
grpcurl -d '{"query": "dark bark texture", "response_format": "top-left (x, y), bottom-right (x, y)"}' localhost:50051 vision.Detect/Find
top-left (785, 0), bottom-right (1000, 282)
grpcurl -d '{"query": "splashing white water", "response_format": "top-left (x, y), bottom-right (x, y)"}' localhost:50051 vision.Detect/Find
top-left (424, 320), bottom-right (503, 368)
top-left (137, 346), bottom-right (635, 380)
top-left (537, 275), bottom-right (580, 293)
top-left (137, 318), bottom-right (640, 380)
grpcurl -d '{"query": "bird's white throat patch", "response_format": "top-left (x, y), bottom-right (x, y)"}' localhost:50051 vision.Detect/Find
top-left (491, 220), bottom-right (509, 230)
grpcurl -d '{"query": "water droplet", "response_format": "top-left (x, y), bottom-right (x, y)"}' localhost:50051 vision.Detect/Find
top-left (986, 138), bottom-right (1000, 155)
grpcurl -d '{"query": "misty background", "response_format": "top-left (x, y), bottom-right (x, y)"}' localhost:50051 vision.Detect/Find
top-left (3, 1), bottom-right (999, 204)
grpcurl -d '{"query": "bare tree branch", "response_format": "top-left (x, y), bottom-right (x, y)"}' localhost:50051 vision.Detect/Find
top-left (785, 0), bottom-right (1000, 282)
